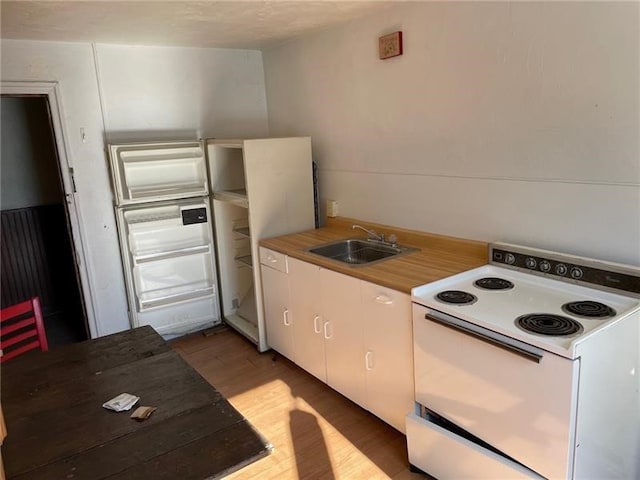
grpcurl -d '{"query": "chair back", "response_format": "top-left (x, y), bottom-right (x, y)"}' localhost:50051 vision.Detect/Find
top-left (0, 297), bottom-right (49, 363)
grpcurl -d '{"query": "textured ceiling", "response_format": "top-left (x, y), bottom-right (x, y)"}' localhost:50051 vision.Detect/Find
top-left (0, 1), bottom-right (394, 49)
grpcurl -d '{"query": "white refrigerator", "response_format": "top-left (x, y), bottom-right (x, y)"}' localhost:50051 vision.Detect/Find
top-left (108, 141), bottom-right (221, 337)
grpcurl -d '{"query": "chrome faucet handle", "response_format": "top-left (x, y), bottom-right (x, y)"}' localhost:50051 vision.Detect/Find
top-left (352, 224), bottom-right (393, 244)
top-left (388, 234), bottom-right (398, 246)
top-left (352, 224), bottom-right (380, 240)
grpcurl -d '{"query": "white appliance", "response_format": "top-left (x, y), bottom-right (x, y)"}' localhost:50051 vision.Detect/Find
top-left (109, 141), bottom-right (221, 337)
top-left (206, 137), bottom-right (315, 352)
top-left (407, 242), bottom-right (640, 479)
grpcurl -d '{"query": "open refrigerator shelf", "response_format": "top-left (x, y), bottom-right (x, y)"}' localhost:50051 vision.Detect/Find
top-left (131, 244), bottom-right (211, 264)
top-left (235, 255), bottom-right (253, 269)
top-left (126, 183), bottom-right (207, 201)
top-left (138, 286), bottom-right (216, 311)
top-left (233, 226), bottom-right (251, 238)
top-left (213, 189), bottom-right (249, 208)
top-left (119, 153), bottom-right (203, 164)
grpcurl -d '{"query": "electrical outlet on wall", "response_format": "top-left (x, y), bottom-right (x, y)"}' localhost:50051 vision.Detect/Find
top-left (326, 199), bottom-right (339, 217)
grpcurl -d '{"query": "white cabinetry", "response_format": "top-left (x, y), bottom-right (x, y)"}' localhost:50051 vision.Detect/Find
top-left (289, 258), bottom-right (325, 382)
top-left (361, 281), bottom-right (413, 432)
top-left (259, 247), bottom-right (293, 360)
top-left (321, 268), bottom-right (367, 408)
top-left (281, 256), bottom-right (414, 433)
top-left (207, 138), bottom-right (314, 352)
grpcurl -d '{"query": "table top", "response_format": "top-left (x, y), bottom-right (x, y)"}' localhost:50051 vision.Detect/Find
top-left (1, 326), bottom-right (270, 480)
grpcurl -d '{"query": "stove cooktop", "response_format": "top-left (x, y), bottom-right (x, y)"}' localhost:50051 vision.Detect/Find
top-left (412, 264), bottom-right (640, 358)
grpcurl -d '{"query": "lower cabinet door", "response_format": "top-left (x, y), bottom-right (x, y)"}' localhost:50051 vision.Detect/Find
top-left (289, 258), bottom-right (326, 382)
top-left (321, 268), bottom-right (367, 409)
top-left (261, 264), bottom-right (293, 360)
top-left (361, 282), bottom-right (413, 433)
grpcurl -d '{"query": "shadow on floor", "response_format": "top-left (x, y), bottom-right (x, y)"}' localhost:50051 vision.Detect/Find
top-left (290, 405), bottom-right (335, 479)
top-left (171, 326), bottom-right (421, 479)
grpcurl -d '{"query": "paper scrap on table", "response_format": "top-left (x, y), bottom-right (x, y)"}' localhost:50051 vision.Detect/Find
top-left (102, 393), bottom-right (140, 412)
top-left (130, 406), bottom-right (157, 421)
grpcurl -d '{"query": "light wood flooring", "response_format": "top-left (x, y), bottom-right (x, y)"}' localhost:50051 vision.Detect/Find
top-left (171, 326), bottom-right (426, 480)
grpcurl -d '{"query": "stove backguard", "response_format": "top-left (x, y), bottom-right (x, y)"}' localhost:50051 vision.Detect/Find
top-left (490, 242), bottom-right (640, 297)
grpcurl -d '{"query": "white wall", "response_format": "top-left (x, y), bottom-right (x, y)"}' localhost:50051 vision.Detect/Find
top-left (1, 40), bottom-right (126, 337)
top-left (263, 2), bottom-right (640, 266)
top-left (1, 39), bottom-right (269, 336)
top-left (95, 44), bottom-right (268, 139)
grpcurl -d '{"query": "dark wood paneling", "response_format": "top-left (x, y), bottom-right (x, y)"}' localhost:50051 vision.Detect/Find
top-left (1, 204), bottom-right (87, 344)
top-left (1, 206), bottom-right (53, 308)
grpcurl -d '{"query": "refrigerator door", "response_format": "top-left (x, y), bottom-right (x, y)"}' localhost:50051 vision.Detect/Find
top-left (109, 141), bottom-right (208, 205)
top-left (116, 198), bottom-right (220, 337)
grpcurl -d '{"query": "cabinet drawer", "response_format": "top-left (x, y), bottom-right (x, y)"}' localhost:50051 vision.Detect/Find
top-left (259, 247), bottom-right (288, 273)
top-left (361, 281), bottom-right (406, 310)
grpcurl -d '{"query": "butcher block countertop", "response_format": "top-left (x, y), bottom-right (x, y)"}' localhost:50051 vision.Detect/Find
top-left (259, 217), bottom-right (489, 293)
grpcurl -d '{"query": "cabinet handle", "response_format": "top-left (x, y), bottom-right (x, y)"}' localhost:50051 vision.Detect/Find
top-left (313, 315), bottom-right (322, 334)
top-left (365, 351), bottom-right (374, 370)
top-left (323, 321), bottom-right (332, 339)
top-left (267, 255), bottom-right (277, 263)
top-left (375, 294), bottom-right (393, 305)
top-left (283, 309), bottom-right (290, 326)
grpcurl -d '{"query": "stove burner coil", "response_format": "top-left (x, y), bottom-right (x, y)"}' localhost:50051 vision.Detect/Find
top-left (515, 314), bottom-right (583, 337)
top-left (474, 277), bottom-right (514, 290)
top-left (435, 290), bottom-right (477, 305)
top-left (562, 301), bottom-right (616, 319)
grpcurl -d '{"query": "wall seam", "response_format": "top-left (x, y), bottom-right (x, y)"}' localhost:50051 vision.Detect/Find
top-left (318, 168), bottom-right (640, 188)
top-left (91, 43), bottom-right (109, 140)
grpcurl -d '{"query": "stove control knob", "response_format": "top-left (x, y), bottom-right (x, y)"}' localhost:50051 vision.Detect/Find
top-left (525, 257), bottom-right (537, 269)
top-left (555, 263), bottom-right (568, 276)
top-left (540, 260), bottom-right (551, 272)
top-left (505, 253), bottom-right (516, 265)
top-left (570, 267), bottom-right (583, 279)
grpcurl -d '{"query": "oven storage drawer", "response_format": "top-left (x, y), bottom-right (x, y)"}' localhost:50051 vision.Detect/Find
top-left (412, 305), bottom-right (578, 480)
top-left (406, 412), bottom-right (543, 479)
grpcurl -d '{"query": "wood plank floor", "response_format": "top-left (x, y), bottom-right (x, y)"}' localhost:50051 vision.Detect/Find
top-left (171, 326), bottom-right (426, 480)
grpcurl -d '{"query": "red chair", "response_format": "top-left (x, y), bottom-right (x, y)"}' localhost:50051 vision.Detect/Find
top-left (0, 297), bottom-right (49, 363)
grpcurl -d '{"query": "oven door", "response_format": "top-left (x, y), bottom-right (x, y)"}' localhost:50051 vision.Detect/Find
top-left (413, 304), bottom-right (579, 480)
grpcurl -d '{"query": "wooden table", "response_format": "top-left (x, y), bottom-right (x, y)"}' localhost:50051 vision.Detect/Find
top-left (0, 326), bottom-right (270, 479)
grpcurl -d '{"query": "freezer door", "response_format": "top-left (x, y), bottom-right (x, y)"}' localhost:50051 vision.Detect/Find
top-left (116, 199), bottom-right (220, 336)
top-left (109, 141), bottom-right (208, 205)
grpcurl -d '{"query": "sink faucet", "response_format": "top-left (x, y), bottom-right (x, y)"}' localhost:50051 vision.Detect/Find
top-left (352, 224), bottom-right (385, 242)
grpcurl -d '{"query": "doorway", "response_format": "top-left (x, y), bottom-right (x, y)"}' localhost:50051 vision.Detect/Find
top-left (1, 95), bottom-right (89, 346)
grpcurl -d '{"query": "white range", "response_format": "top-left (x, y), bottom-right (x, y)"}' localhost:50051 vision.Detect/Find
top-left (407, 242), bottom-right (640, 480)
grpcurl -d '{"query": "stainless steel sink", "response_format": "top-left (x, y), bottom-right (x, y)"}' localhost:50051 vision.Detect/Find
top-left (306, 238), bottom-right (418, 267)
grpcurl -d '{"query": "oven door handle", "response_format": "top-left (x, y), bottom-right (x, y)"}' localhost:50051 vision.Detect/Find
top-left (425, 314), bottom-right (543, 364)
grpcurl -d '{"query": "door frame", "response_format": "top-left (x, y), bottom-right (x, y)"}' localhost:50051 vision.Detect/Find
top-left (1, 80), bottom-right (98, 338)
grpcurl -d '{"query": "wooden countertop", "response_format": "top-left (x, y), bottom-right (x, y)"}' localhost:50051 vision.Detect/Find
top-left (259, 217), bottom-right (489, 293)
